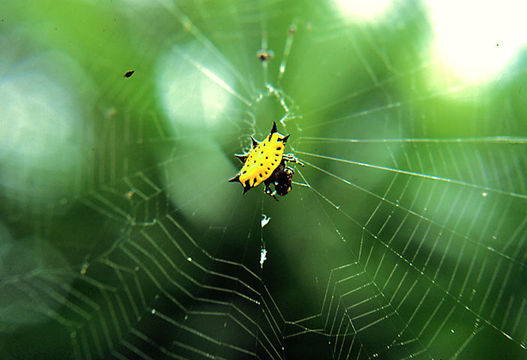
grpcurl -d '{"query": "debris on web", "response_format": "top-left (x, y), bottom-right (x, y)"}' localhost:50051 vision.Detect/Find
top-left (261, 214), bottom-right (271, 228)
top-left (259, 248), bottom-right (267, 268)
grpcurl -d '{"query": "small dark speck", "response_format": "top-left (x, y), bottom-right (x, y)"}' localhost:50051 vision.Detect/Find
top-left (124, 70), bottom-right (135, 78)
top-left (256, 49), bottom-right (274, 62)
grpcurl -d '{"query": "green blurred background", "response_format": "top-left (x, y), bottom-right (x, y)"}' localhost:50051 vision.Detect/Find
top-left (1, 0), bottom-right (526, 359)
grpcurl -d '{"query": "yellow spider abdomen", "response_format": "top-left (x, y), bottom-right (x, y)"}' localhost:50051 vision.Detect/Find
top-left (238, 132), bottom-right (285, 188)
top-left (228, 122), bottom-right (291, 194)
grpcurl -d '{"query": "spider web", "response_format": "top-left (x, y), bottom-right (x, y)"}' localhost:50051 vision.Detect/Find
top-left (1, 0), bottom-right (527, 359)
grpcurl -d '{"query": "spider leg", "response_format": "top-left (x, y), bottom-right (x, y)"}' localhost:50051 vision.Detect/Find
top-left (283, 153), bottom-right (304, 167)
top-left (264, 182), bottom-right (279, 201)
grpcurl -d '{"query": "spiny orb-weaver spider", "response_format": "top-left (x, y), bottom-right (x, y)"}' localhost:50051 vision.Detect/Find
top-left (228, 122), bottom-right (303, 201)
